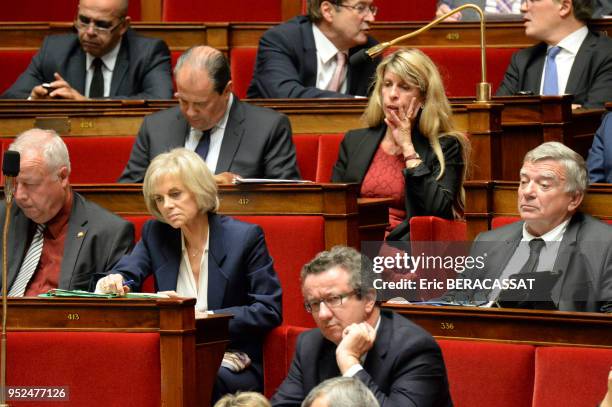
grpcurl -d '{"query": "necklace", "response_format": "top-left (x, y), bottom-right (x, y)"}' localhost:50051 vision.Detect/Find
top-left (189, 250), bottom-right (200, 258)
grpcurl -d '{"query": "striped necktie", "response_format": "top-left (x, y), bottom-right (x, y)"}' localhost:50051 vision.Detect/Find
top-left (9, 224), bottom-right (45, 297)
top-left (327, 52), bottom-right (347, 92)
top-left (497, 0), bottom-right (513, 13)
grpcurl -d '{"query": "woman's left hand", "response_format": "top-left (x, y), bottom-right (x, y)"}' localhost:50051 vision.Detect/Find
top-left (384, 97), bottom-right (421, 154)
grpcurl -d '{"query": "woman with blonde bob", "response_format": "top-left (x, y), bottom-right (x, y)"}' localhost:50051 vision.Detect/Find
top-left (97, 148), bottom-right (282, 402)
top-left (332, 48), bottom-right (470, 240)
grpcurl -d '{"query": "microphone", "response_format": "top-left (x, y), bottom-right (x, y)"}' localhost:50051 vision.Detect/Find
top-left (3, 150), bottom-right (20, 204)
top-left (1, 149), bottom-right (19, 406)
top-left (351, 4), bottom-right (491, 102)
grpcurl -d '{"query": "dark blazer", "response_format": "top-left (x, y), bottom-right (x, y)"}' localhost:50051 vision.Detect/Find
top-left (118, 99), bottom-right (300, 182)
top-left (496, 31), bottom-right (612, 108)
top-left (106, 213), bottom-right (283, 373)
top-left (332, 124), bottom-right (464, 240)
top-left (271, 310), bottom-right (452, 407)
top-left (247, 15), bottom-right (380, 99)
top-left (1, 29), bottom-right (173, 99)
top-left (587, 113), bottom-right (612, 183)
top-left (445, 213), bottom-right (612, 312)
top-left (0, 192), bottom-right (134, 292)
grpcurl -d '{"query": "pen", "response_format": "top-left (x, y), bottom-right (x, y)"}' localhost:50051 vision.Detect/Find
top-left (123, 279), bottom-right (135, 286)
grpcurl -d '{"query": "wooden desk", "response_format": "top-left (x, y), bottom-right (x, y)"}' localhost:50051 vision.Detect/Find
top-left (383, 303), bottom-right (612, 348)
top-left (1, 297), bottom-right (230, 406)
top-left (62, 183), bottom-right (389, 250)
top-left (0, 97), bottom-right (602, 181)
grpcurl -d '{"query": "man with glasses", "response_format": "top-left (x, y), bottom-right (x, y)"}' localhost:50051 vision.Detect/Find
top-left (247, 0), bottom-right (380, 98)
top-left (2, 0), bottom-right (172, 100)
top-left (271, 246), bottom-right (452, 407)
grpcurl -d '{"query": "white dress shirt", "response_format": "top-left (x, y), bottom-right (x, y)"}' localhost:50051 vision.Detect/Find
top-left (539, 26), bottom-right (588, 96)
top-left (85, 41), bottom-right (121, 98)
top-left (312, 24), bottom-right (348, 94)
top-left (184, 94), bottom-right (233, 173)
top-left (176, 226), bottom-right (210, 313)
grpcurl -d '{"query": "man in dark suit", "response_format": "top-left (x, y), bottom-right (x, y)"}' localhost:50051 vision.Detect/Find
top-left (271, 246), bottom-right (452, 407)
top-left (119, 45), bottom-right (300, 183)
top-left (1, 0), bottom-right (172, 100)
top-left (444, 142), bottom-right (612, 313)
top-left (247, 0), bottom-right (380, 99)
top-left (587, 113), bottom-right (612, 183)
top-left (0, 129), bottom-right (134, 296)
top-left (496, 0), bottom-right (612, 109)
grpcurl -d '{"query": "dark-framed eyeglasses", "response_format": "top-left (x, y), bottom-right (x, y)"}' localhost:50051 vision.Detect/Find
top-left (304, 290), bottom-right (360, 313)
top-left (74, 14), bottom-right (124, 34)
top-left (336, 2), bottom-right (378, 16)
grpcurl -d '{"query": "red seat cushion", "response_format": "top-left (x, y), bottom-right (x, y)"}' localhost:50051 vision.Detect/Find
top-left (63, 136), bottom-right (135, 183)
top-left (0, 50), bottom-right (37, 95)
top-left (230, 47), bottom-right (257, 100)
top-left (491, 216), bottom-right (521, 229)
top-left (410, 216), bottom-right (467, 241)
top-left (0, 0), bottom-right (140, 21)
top-left (7, 332), bottom-right (160, 406)
top-left (122, 215), bottom-right (155, 292)
top-left (316, 133), bottom-right (344, 183)
top-left (293, 134), bottom-right (320, 181)
top-left (233, 216), bottom-right (323, 328)
top-left (263, 325), bottom-right (308, 398)
top-left (533, 346), bottom-right (612, 407)
top-left (438, 339), bottom-right (535, 407)
top-left (163, 0), bottom-right (282, 22)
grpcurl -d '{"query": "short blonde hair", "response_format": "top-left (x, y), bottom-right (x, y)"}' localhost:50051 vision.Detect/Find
top-left (213, 391), bottom-right (271, 407)
top-left (143, 148), bottom-right (219, 222)
top-left (363, 48), bottom-right (470, 215)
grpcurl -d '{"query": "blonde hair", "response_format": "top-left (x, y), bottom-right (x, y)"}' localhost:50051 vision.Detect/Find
top-left (143, 148), bottom-right (219, 222)
top-left (213, 392), bottom-right (271, 407)
top-left (363, 48), bottom-right (470, 215)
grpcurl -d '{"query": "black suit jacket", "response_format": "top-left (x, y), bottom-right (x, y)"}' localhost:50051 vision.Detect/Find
top-left (247, 15), bottom-right (380, 99)
top-left (445, 213), bottom-right (612, 312)
top-left (0, 192), bottom-right (134, 292)
top-left (118, 97), bottom-right (300, 182)
top-left (1, 29), bottom-right (173, 99)
top-left (496, 31), bottom-right (612, 108)
top-left (271, 311), bottom-right (452, 407)
top-left (332, 124), bottom-right (464, 240)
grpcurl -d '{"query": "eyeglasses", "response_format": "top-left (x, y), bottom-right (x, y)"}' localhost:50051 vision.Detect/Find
top-left (304, 290), bottom-right (359, 313)
top-left (74, 15), bottom-right (124, 34)
top-left (336, 2), bottom-right (378, 16)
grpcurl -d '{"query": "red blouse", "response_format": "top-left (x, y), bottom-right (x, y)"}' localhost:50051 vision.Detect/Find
top-left (360, 146), bottom-right (407, 233)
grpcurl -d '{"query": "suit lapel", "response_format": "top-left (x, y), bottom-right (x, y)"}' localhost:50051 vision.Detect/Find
top-left (215, 98), bottom-right (245, 174)
top-left (110, 36), bottom-right (129, 97)
top-left (363, 312), bottom-right (391, 381)
top-left (66, 48), bottom-right (87, 95)
top-left (525, 44), bottom-right (547, 94)
top-left (345, 126), bottom-right (385, 183)
top-left (565, 32), bottom-right (595, 96)
top-left (318, 340), bottom-right (341, 383)
top-left (4, 210), bottom-right (30, 291)
top-left (156, 226), bottom-right (182, 291)
top-left (207, 214), bottom-right (228, 309)
top-left (550, 214), bottom-right (582, 306)
top-left (59, 193), bottom-right (87, 288)
top-left (301, 21), bottom-right (318, 88)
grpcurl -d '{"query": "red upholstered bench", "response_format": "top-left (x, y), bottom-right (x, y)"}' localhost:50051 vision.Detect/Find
top-left (1, 0), bottom-right (140, 21)
top-left (293, 134), bottom-right (320, 181)
top-left (230, 47), bottom-right (258, 100)
top-left (62, 136), bottom-right (135, 183)
top-left (7, 332), bottom-right (160, 406)
top-left (316, 133), bottom-right (344, 183)
top-left (163, 0), bottom-right (282, 21)
top-left (299, 0), bottom-right (436, 21)
top-left (234, 215), bottom-right (324, 328)
top-left (0, 50), bottom-right (37, 95)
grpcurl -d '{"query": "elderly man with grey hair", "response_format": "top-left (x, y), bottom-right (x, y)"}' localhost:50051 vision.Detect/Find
top-left (302, 377), bottom-right (379, 407)
top-left (0, 128), bottom-right (134, 296)
top-left (272, 246), bottom-right (452, 407)
top-left (444, 141), bottom-right (612, 312)
top-left (119, 45), bottom-right (300, 184)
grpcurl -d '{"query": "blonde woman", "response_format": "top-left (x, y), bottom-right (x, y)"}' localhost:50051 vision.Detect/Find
top-left (97, 148), bottom-right (282, 402)
top-left (332, 48), bottom-right (469, 240)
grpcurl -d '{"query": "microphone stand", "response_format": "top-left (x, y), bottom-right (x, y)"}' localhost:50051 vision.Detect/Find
top-left (1, 181), bottom-right (12, 407)
top-left (361, 4), bottom-right (491, 102)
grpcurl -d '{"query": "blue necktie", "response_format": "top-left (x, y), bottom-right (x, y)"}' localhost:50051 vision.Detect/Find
top-left (542, 46), bottom-right (561, 95)
top-left (195, 129), bottom-right (211, 161)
